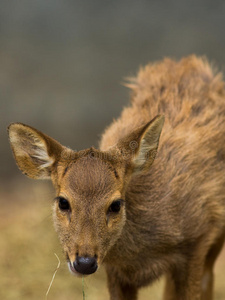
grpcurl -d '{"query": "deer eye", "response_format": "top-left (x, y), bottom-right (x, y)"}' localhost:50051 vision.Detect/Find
top-left (108, 199), bottom-right (122, 213)
top-left (57, 197), bottom-right (70, 211)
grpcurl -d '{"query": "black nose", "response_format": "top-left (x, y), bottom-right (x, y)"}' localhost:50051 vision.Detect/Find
top-left (73, 256), bottom-right (98, 275)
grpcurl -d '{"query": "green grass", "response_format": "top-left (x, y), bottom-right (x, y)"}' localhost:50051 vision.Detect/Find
top-left (0, 179), bottom-right (224, 300)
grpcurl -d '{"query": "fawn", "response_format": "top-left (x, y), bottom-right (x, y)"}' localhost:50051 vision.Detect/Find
top-left (8, 56), bottom-right (225, 300)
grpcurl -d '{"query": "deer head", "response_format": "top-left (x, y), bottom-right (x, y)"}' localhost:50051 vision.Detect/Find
top-left (8, 115), bottom-right (164, 276)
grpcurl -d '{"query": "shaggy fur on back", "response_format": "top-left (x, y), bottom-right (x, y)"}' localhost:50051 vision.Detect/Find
top-left (100, 56), bottom-right (225, 286)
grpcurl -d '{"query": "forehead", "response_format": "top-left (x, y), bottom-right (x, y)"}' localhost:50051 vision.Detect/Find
top-left (60, 156), bottom-right (117, 199)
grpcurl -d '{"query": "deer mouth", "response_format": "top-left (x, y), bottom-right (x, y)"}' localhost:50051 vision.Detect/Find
top-left (68, 261), bottom-right (81, 276)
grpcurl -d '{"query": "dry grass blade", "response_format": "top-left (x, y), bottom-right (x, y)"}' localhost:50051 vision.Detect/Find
top-left (45, 253), bottom-right (61, 299)
top-left (82, 275), bottom-right (86, 300)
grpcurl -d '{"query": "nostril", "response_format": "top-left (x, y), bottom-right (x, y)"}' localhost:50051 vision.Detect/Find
top-left (73, 256), bottom-right (98, 275)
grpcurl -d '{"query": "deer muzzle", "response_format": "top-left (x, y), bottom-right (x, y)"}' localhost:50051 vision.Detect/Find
top-left (68, 255), bottom-right (98, 275)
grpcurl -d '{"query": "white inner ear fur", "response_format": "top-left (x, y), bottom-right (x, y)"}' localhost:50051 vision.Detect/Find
top-left (31, 145), bottom-right (54, 169)
top-left (10, 129), bottom-right (54, 169)
top-left (134, 138), bottom-right (158, 168)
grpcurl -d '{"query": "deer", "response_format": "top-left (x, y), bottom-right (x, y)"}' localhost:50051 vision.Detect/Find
top-left (8, 55), bottom-right (225, 300)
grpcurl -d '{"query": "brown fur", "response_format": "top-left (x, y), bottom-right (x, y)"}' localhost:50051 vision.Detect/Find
top-left (8, 56), bottom-right (225, 300)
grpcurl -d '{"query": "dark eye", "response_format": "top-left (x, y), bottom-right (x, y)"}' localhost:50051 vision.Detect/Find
top-left (108, 199), bottom-right (122, 213)
top-left (58, 197), bottom-right (70, 211)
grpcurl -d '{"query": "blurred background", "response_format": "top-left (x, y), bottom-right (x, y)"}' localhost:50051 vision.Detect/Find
top-left (1, 1), bottom-right (225, 299)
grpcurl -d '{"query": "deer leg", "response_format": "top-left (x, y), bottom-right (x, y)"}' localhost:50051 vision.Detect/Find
top-left (163, 247), bottom-right (207, 300)
top-left (201, 232), bottom-right (225, 300)
top-left (163, 264), bottom-right (204, 300)
top-left (107, 280), bottom-right (138, 300)
top-left (163, 232), bottom-right (225, 300)
top-left (106, 266), bottom-right (138, 300)
top-left (163, 273), bottom-right (176, 300)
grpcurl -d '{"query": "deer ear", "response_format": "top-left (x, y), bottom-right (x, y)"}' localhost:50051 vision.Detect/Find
top-left (8, 123), bottom-right (64, 179)
top-left (132, 115), bottom-right (164, 172)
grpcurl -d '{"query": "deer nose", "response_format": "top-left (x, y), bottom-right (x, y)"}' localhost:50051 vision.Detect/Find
top-left (73, 256), bottom-right (98, 275)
